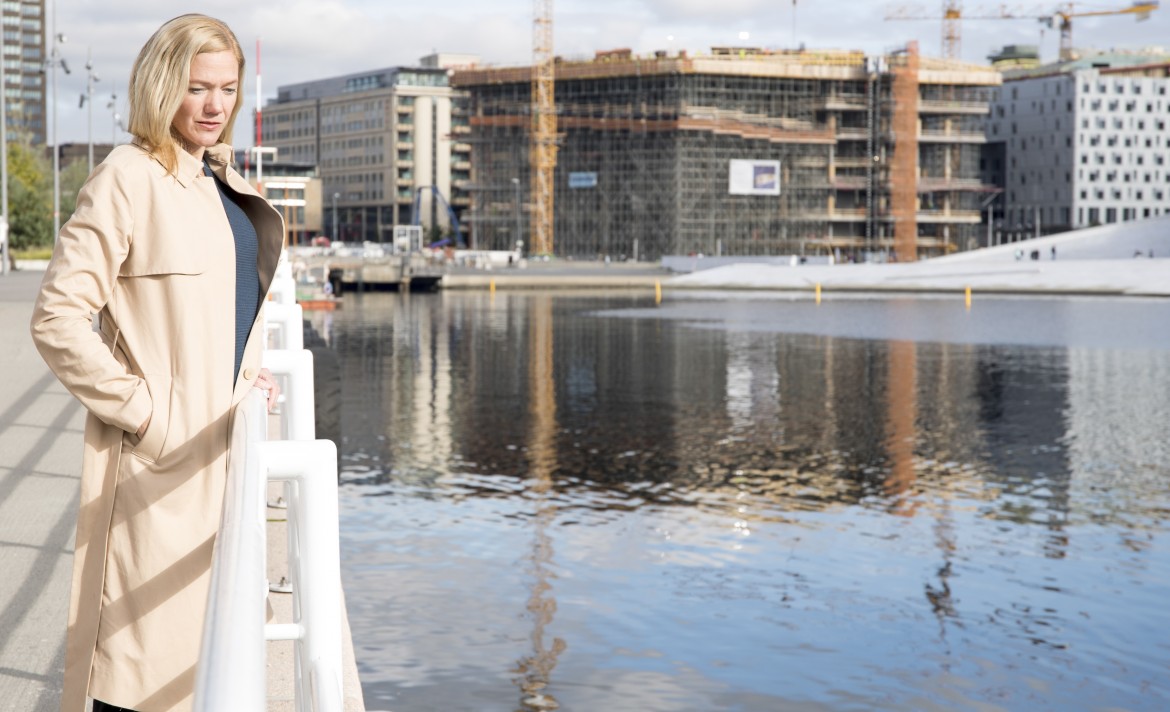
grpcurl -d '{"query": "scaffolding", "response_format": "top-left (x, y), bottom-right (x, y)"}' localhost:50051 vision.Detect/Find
top-left (891, 42), bottom-right (920, 262)
top-left (453, 46), bottom-right (999, 260)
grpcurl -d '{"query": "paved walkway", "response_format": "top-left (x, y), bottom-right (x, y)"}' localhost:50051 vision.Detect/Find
top-left (667, 257), bottom-right (1170, 296)
top-left (0, 271), bottom-right (365, 712)
top-left (668, 217), bottom-right (1170, 296)
top-left (0, 270), bottom-right (75, 712)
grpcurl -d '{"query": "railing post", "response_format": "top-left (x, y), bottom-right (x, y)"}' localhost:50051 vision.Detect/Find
top-left (265, 440), bottom-right (342, 712)
top-left (267, 301), bottom-right (305, 352)
top-left (198, 250), bottom-right (344, 712)
top-left (263, 349), bottom-right (316, 441)
top-left (193, 389), bottom-right (269, 712)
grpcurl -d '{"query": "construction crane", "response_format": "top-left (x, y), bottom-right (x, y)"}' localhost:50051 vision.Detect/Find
top-left (1046, 2), bottom-right (1159, 60)
top-left (885, 2), bottom-right (1160, 62)
top-left (530, 0), bottom-right (557, 256)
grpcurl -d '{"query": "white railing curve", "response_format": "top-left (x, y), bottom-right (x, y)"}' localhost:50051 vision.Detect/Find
top-left (195, 253), bottom-right (344, 712)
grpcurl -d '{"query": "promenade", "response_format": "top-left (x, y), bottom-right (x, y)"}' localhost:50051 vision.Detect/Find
top-left (0, 271), bottom-right (74, 711)
top-left (0, 271), bottom-right (364, 712)
top-left (669, 217), bottom-right (1170, 296)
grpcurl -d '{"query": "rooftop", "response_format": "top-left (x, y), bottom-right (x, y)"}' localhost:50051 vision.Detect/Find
top-left (452, 46), bottom-right (1000, 88)
top-left (1002, 48), bottom-right (1170, 80)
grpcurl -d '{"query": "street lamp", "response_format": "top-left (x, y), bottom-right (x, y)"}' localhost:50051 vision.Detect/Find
top-left (81, 48), bottom-right (99, 172)
top-left (511, 177), bottom-right (521, 253)
top-left (332, 192), bottom-right (340, 242)
top-left (49, 28), bottom-right (71, 242)
top-left (108, 93), bottom-right (124, 145)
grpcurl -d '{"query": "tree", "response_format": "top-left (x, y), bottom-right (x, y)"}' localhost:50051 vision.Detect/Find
top-left (59, 160), bottom-right (91, 227)
top-left (6, 141), bottom-right (52, 250)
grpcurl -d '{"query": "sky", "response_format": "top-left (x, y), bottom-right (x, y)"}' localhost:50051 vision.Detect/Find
top-left (49, 0), bottom-right (1170, 147)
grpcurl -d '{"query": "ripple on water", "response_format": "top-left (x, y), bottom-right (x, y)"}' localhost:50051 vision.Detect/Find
top-left (325, 292), bottom-right (1170, 711)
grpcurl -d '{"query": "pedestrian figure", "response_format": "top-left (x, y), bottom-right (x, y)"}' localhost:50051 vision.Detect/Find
top-left (1051, 246), bottom-right (1056, 260)
top-left (30, 14), bottom-right (284, 712)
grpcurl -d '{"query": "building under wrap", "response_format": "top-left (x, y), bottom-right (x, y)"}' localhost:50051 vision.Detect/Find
top-left (452, 44), bottom-right (1001, 261)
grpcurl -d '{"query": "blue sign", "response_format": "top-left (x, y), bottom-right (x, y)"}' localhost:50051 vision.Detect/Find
top-left (569, 172), bottom-right (598, 189)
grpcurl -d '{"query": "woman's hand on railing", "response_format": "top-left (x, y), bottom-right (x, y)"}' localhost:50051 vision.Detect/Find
top-left (253, 368), bottom-right (281, 412)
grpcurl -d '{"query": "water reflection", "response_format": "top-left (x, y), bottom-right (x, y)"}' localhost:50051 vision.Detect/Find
top-left (317, 292), bottom-right (1170, 711)
top-left (513, 296), bottom-right (565, 711)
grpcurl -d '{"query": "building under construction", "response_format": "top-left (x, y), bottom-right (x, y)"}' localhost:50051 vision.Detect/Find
top-left (452, 44), bottom-right (1001, 260)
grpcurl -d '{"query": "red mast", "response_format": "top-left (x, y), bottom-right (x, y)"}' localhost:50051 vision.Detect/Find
top-left (255, 38), bottom-right (262, 149)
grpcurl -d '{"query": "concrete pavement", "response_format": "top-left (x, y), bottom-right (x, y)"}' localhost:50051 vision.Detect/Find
top-left (442, 260), bottom-right (669, 290)
top-left (668, 215), bottom-right (1170, 296)
top-left (667, 257), bottom-right (1170, 296)
top-left (0, 270), bottom-right (75, 712)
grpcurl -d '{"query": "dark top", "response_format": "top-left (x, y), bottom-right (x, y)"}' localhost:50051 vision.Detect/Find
top-left (203, 160), bottom-right (261, 382)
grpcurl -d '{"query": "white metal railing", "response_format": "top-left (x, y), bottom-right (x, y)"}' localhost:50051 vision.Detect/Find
top-left (194, 388), bottom-right (268, 711)
top-left (195, 254), bottom-right (343, 712)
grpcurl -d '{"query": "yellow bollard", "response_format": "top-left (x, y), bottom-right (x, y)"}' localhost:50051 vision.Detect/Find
top-left (815, 282), bottom-right (822, 305)
top-left (965, 286), bottom-right (972, 310)
top-left (490, 277), bottom-right (496, 296)
top-left (655, 280), bottom-right (662, 305)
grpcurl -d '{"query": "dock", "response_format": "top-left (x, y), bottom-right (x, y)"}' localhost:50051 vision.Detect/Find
top-left (325, 254), bottom-right (444, 293)
top-left (0, 271), bottom-right (365, 711)
top-left (442, 261), bottom-right (670, 290)
top-left (291, 250), bottom-right (670, 293)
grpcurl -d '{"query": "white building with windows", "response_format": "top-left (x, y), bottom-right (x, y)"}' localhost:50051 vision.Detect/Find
top-left (262, 55), bottom-right (475, 245)
top-left (986, 52), bottom-right (1170, 239)
top-left (3, 0), bottom-right (47, 144)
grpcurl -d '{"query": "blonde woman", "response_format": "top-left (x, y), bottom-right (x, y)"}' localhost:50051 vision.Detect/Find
top-left (31, 15), bottom-right (283, 712)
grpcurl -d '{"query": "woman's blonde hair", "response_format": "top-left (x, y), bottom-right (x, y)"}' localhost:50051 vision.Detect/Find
top-left (128, 14), bottom-right (245, 175)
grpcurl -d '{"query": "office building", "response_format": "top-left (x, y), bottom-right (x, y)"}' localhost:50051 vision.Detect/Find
top-left (3, 0), bottom-right (46, 144)
top-left (234, 149), bottom-right (323, 246)
top-left (985, 51), bottom-right (1170, 238)
top-left (261, 56), bottom-right (474, 244)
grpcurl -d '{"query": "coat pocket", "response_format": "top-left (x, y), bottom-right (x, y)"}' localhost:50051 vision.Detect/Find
top-left (118, 230), bottom-right (207, 277)
top-left (129, 373), bottom-right (172, 464)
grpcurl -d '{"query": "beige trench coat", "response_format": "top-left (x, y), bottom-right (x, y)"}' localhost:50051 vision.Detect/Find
top-left (30, 142), bottom-right (284, 712)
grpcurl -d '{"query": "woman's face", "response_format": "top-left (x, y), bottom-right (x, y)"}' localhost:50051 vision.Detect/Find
top-left (172, 50), bottom-right (239, 157)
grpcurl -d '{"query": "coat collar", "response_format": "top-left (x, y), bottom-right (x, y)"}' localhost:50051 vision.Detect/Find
top-left (173, 142), bottom-right (234, 188)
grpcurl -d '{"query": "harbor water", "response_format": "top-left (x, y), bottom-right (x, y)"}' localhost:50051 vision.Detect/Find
top-left (309, 290), bottom-right (1170, 712)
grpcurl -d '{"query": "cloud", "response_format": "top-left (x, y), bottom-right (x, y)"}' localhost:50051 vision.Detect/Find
top-left (46, 0), bottom-right (1170, 146)
top-left (638, 0), bottom-right (778, 22)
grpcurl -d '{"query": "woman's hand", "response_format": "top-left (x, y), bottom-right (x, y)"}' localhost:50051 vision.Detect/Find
top-left (253, 368), bottom-right (280, 412)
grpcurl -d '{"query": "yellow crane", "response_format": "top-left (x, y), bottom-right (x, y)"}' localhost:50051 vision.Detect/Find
top-left (530, 0), bottom-right (557, 256)
top-left (1046, 2), bottom-right (1160, 60)
top-left (885, 2), bottom-right (1160, 61)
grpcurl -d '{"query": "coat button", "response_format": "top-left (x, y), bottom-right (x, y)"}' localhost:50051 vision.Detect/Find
top-left (243, 367), bottom-right (257, 381)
